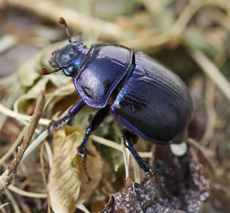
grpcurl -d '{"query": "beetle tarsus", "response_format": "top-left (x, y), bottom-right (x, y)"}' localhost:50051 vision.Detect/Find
top-left (48, 101), bottom-right (85, 133)
top-left (83, 154), bottom-right (92, 182)
top-left (49, 115), bottom-right (71, 133)
top-left (77, 144), bottom-right (92, 182)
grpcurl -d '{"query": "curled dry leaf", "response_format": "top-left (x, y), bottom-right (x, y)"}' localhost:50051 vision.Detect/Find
top-left (16, 40), bottom-right (71, 112)
top-left (48, 125), bottom-right (103, 213)
top-left (101, 177), bottom-right (184, 213)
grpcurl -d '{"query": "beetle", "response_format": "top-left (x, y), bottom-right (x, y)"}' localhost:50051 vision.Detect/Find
top-left (42, 17), bottom-right (193, 180)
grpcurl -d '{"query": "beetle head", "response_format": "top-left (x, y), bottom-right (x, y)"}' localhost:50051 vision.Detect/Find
top-left (48, 41), bottom-right (88, 76)
top-left (41, 17), bottom-right (89, 77)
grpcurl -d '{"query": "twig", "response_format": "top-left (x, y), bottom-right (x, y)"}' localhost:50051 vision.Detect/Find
top-left (121, 138), bottom-right (130, 179)
top-left (40, 143), bottom-right (51, 213)
top-left (201, 79), bottom-right (217, 145)
top-left (0, 91), bottom-right (45, 193)
top-left (121, 0), bottom-right (215, 50)
top-left (0, 127), bottom-right (27, 166)
top-left (4, 189), bottom-right (21, 213)
top-left (5, 0), bottom-right (121, 40)
top-left (189, 48), bottom-right (230, 102)
top-left (0, 103), bottom-right (49, 126)
top-left (8, 185), bottom-right (47, 198)
top-left (0, 203), bottom-right (9, 212)
top-left (91, 135), bottom-right (152, 158)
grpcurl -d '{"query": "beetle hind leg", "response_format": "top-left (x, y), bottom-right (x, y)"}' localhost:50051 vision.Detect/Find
top-left (123, 130), bottom-right (156, 176)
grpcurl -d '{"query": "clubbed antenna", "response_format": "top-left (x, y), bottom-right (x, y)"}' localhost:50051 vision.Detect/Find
top-left (41, 68), bottom-right (60, 75)
top-left (59, 17), bottom-right (72, 43)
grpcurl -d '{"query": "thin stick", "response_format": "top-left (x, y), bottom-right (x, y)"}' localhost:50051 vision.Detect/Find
top-left (8, 185), bottom-right (47, 198)
top-left (40, 143), bottom-right (51, 213)
top-left (0, 91), bottom-right (45, 193)
top-left (91, 135), bottom-right (152, 158)
top-left (4, 190), bottom-right (21, 213)
top-left (189, 48), bottom-right (230, 102)
top-left (0, 103), bottom-right (49, 126)
top-left (0, 127), bottom-right (27, 166)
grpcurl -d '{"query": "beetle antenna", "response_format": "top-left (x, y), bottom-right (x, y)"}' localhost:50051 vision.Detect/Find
top-left (59, 17), bottom-right (72, 43)
top-left (41, 67), bottom-right (60, 75)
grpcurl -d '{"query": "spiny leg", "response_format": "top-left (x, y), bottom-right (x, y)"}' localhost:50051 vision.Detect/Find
top-left (49, 100), bottom-right (85, 133)
top-left (123, 131), bottom-right (171, 200)
top-left (123, 130), bottom-right (156, 175)
top-left (78, 105), bottom-right (110, 181)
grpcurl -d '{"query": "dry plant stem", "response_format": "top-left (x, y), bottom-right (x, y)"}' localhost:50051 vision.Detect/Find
top-left (0, 103), bottom-right (49, 126)
top-left (44, 141), bottom-right (53, 168)
top-left (201, 79), bottom-right (217, 145)
top-left (131, 157), bottom-right (141, 184)
top-left (8, 185), bottom-right (47, 198)
top-left (75, 204), bottom-right (90, 213)
top-left (121, 139), bottom-right (130, 179)
top-left (172, 0), bottom-right (215, 35)
top-left (92, 135), bottom-right (152, 158)
top-left (40, 143), bottom-right (51, 213)
top-left (189, 48), bottom-right (230, 102)
top-left (4, 190), bottom-right (21, 213)
top-left (0, 91), bottom-right (45, 193)
top-left (0, 127), bottom-right (27, 166)
top-left (122, 0), bottom-right (214, 50)
top-left (0, 203), bottom-right (9, 212)
top-left (5, 0), bottom-right (121, 40)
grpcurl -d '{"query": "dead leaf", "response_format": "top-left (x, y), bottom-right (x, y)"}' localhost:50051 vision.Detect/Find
top-left (101, 137), bottom-right (213, 213)
top-left (101, 177), bottom-right (184, 213)
top-left (16, 40), bottom-right (71, 112)
top-left (48, 125), bottom-right (103, 213)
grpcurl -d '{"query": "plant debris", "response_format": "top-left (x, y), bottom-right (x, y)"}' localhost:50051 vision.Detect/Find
top-left (0, 0), bottom-right (230, 212)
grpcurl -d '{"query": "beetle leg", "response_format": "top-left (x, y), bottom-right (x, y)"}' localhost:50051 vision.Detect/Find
top-left (123, 130), bottom-right (156, 176)
top-left (77, 105), bottom-right (110, 181)
top-left (49, 100), bottom-right (85, 133)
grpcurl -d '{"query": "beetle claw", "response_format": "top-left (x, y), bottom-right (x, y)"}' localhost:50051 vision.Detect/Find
top-left (49, 121), bottom-right (59, 133)
top-left (77, 146), bottom-right (92, 181)
top-left (145, 167), bottom-right (162, 177)
top-left (48, 115), bottom-right (71, 133)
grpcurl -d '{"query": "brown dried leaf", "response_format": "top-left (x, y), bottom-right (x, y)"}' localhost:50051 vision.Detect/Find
top-left (102, 138), bottom-right (213, 213)
top-left (152, 140), bottom-right (212, 212)
top-left (48, 125), bottom-right (103, 213)
top-left (101, 178), bottom-right (184, 213)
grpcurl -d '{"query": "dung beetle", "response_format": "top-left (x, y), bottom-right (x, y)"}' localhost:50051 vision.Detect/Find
top-left (42, 17), bottom-right (193, 180)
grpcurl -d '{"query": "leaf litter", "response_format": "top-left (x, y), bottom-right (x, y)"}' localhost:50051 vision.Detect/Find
top-left (101, 138), bottom-right (213, 213)
top-left (48, 125), bottom-right (103, 213)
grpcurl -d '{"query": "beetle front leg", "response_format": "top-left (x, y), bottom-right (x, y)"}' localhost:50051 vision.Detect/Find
top-left (77, 105), bottom-right (110, 181)
top-left (49, 100), bottom-right (85, 133)
top-left (123, 130), bottom-right (156, 176)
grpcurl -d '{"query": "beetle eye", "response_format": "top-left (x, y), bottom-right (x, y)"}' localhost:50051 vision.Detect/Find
top-left (62, 65), bottom-right (75, 76)
top-left (68, 65), bottom-right (74, 74)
